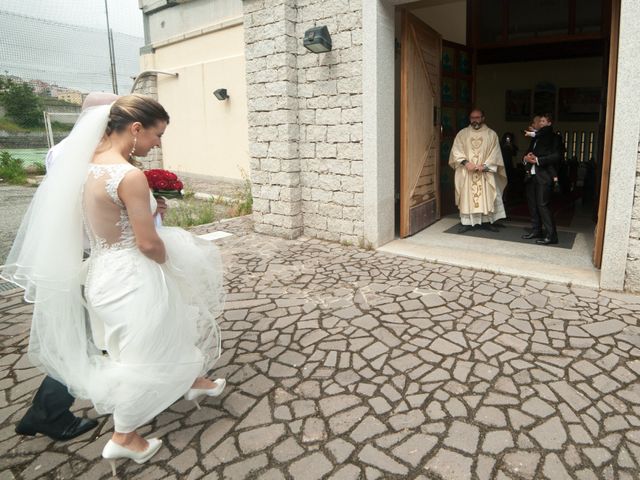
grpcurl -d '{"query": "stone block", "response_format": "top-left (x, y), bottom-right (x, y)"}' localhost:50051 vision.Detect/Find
top-left (342, 205), bottom-right (363, 221)
top-left (249, 142), bottom-right (269, 157)
top-left (302, 200), bottom-right (319, 213)
top-left (311, 188), bottom-right (333, 202)
top-left (271, 200), bottom-right (302, 216)
top-left (304, 222), bottom-right (328, 237)
top-left (280, 158), bottom-right (301, 173)
top-left (280, 186), bottom-right (302, 202)
top-left (316, 143), bottom-right (338, 158)
top-left (316, 108), bottom-right (342, 125)
top-left (269, 142), bottom-right (297, 159)
top-left (333, 191), bottom-right (354, 206)
top-left (299, 143), bottom-right (317, 158)
top-left (314, 80), bottom-right (338, 96)
top-left (306, 96), bottom-right (329, 109)
top-left (328, 94), bottom-right (354, 108)
top-left (341, 107), bottom-right (362, 124)
top-left (337, 12), bottom-right (361, 30)
top-left (261, 158), bottom-right (281, 172)
top-left (252, 198), bottom-right (271, 213)
top-left (337, 76), bottom-right (362, 94)
top-left (305, 66), bottom-right (331, 82)
top-left (341, 175), bottom-right (364, 193)
top-left (318, 173), bottom-right (342, 191)
top-left (325, 159), bottom-right (352, 175)
top-left (337, 142), bottom-right (363, 160)
top-left (327, 126), bottom-right (352, 143)
top-left (331, 31), bottom-right (353, 50)
top-left (306, 125), bottom-right (328, 142)
top-left (271, 172), bottom-right (301, 187)
top-left (260, 185), bottom-right (282, 200)
top-left (340, 46), bottom-right (363, 63)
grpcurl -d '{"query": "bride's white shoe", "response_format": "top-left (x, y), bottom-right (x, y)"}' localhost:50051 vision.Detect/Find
top-left (184, 378), bottom-right (226, 409)
top-left (102, 438), bottom-right (162, 476)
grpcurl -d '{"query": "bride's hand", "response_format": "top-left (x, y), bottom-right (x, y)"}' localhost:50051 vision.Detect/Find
top-left (155, 197), bottom-right (167, 219)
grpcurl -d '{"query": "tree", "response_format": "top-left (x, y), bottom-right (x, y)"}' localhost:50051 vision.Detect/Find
top-left (0, 80), bottom-right (43, 128)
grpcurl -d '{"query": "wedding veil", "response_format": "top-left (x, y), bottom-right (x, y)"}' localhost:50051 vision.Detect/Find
top-left (1, 104), bottom-right (111, 399)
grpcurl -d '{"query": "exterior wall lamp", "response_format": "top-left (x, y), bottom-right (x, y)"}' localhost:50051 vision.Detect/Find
top-left (213, 88), bottom-right (229, 101)
top-left (303, 25), bottom-right (332, 53)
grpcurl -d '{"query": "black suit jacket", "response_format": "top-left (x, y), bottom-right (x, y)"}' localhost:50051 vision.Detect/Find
top-left (524, 126), bottom-right (562, 184)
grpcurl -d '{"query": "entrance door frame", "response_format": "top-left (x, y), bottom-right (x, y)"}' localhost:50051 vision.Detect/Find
top-left (363, 0), bottom-right (640, 290)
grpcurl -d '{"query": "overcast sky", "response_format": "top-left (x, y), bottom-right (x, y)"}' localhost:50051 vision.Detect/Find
top-left (0, 1), bottom-right (145, 91)
top-left (1, 0), bottom-right (144, 37)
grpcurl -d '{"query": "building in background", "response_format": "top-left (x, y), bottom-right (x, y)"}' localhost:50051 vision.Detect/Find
top-left (137, 0), bottom-right (249, 185)
top-left (137, 0), bottom-right (640, 293)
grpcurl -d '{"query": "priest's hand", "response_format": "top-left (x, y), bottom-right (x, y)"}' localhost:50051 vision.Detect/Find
top-left (464, 161), bottom-right (476, 172)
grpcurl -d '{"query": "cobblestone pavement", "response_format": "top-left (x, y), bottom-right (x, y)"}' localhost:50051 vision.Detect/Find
top-left (1, 217), bottom-right (640, 479)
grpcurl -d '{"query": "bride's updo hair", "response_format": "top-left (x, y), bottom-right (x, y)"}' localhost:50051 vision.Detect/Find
top-left (106, 94), bottom-right (170, 135)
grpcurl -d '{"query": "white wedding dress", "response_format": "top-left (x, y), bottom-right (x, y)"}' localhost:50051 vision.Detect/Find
top-left (1, 105), bottom-right (223, 434)
top-left (81, 163), bottom-right (224, 432)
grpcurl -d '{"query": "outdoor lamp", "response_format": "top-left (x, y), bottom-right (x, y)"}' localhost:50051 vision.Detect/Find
top-left (303, 25), bottom-right (332, 53)
top-left (213, 88), bottom-right (229, 101)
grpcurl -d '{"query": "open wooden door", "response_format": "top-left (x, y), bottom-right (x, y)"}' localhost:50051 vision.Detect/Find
top-left (400, 12), bottom-right (442, 238)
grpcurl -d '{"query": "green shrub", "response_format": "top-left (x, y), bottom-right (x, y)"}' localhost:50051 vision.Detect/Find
top-left (163, 199), bottom-right (217, 228)
top-left (233, 170), bottom-right (253, 216)
top-left (0, 151), bottom-right (27, 184)
top-left (29, 161), bottom-right (47, 175)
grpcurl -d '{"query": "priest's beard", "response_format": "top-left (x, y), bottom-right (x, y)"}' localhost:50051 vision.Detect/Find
top-left (471, 121), bottom-right (483, 130)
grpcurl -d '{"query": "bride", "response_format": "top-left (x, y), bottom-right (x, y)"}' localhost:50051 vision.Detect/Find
top-left (1, 95), bottom-right (226, 474)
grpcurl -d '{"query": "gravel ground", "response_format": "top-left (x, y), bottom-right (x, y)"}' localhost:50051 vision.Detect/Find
top-left (0, 185), bottom-right (36, 265)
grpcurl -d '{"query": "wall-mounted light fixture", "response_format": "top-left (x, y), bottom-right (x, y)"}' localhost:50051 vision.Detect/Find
top-left (303, 25), bottom-right (332, 53)
top-left (213, 88), bottom-right (229, 101)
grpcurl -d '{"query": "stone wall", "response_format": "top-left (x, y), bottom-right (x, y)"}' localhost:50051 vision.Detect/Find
top-left (243, 0), bottom-right (364, 242)
top-left (624, 138), bottom-right (640, 291)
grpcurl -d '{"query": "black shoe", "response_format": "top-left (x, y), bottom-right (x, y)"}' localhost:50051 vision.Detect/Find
top-left (536, 237), bottom-right (559, 245)
top-left (16, 416), bottom-right (98, 441)
top-left (458, 225), bottom-right (473, 233)
top-left (521, 232), bottom-right (544, 240)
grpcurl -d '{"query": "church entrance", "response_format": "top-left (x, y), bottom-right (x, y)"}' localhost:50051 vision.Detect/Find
top-left (394, 0), bottom-right (617, 273)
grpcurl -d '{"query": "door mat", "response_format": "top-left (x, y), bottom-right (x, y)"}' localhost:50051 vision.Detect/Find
top-left (443, 223), bottom-right (577, 249)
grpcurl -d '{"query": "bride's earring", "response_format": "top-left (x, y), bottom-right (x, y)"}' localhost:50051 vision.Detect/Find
top-left (129, 137), bottom-right (137, 160)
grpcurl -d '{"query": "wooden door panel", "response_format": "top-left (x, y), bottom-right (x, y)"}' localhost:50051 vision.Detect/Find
top-left (400, 12), bottom-right (442, 238)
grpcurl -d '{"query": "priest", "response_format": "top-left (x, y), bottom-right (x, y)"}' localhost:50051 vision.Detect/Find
top-left (448, 109), bottom-right (507, 233)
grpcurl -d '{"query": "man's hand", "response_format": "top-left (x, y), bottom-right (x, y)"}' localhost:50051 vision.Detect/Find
top-left (155, 196), bottom-right (168, 219)
top-left (524, 153), bottom-right (537, 164)
top-left (464, 161), bottom-right (476, 172)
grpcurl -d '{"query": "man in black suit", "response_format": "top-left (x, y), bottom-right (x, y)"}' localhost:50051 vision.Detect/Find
top-left (521, 113), bottom-right (562, 245)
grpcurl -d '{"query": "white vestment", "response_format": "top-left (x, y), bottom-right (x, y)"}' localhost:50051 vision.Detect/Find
top-left (448, 125), bottom-right (507, 226)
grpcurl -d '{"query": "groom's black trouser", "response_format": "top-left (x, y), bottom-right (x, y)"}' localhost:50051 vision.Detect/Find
top-left (22, 376), bottom-right (75, 430)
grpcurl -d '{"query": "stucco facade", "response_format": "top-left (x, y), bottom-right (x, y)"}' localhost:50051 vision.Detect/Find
top-left (139, 0), bottom-right (250, 183)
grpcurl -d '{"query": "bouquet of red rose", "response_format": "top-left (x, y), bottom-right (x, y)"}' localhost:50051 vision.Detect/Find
top-left (144, 169), bottom-right (184, 199)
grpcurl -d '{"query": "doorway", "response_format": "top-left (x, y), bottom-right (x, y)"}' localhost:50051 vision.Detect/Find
top-left (388, 0), bottom-right (617, 285)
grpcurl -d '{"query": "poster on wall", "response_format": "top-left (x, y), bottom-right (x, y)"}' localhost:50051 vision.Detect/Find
top-left (558, 87), bottom-right (601, 121)
top-left (505, 89), bottom-right (531, 121)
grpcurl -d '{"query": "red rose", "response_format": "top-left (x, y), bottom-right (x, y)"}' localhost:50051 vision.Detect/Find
top-left (155, 179), bottom-right (169, 190)
top-left (171, 181), bottom-right (183, 191)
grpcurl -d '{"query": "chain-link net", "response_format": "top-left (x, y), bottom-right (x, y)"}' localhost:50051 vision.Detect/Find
top-left (0, 0), bottom-right (144, 166)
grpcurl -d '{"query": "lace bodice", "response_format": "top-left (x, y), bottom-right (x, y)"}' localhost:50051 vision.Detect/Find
top-left (83, 163), bottom-right (156, 254)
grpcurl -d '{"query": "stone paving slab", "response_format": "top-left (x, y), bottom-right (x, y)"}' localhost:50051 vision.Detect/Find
top-left (1, 216), bottom-right (640, 479)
